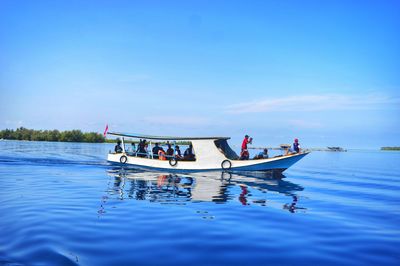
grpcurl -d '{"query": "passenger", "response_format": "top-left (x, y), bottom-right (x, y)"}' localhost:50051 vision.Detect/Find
top-left (158, 148), bottom-right (167, 160)
top-left (137, 139), bottom-right (147, 157)
top-left (183, 144), bottom-right (195, 161)
top-left (166, 144), bottom-right (174, 158)
top-left (175, 145), bottom-right (183, 160)
top-left (152, 143), bottom-right (162, 159)
top-left (136, 139), bottom-right (142, 155)
top-left (254, 148), bottom-right (269, 159)
top-left (114, 140), bottom-right (123, 153)
top-left (240, 135), bottom-right (252, 160)
top-left (293, 138), bottom-right (301, 153)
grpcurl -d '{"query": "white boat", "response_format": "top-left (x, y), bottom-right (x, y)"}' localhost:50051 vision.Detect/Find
top-left (107, 132), bottom-right (309, 173)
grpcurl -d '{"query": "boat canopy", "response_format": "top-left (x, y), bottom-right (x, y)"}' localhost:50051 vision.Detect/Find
top-left (107, 132), bottom-right (230, 141)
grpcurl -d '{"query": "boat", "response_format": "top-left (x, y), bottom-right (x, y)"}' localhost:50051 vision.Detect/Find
top-left (327, 146), bottom-right (347, 152)
top-left (106, 132), bottom-right (310, 173)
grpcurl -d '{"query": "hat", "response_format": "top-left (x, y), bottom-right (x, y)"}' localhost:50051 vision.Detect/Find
top-left (245, 135), bottom-right (249, 138)
top-left (294, 138), bottom-right (298, 143)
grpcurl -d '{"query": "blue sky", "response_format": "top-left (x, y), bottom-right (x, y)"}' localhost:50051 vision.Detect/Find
top-left (1, 0), bottom-right (399, 148)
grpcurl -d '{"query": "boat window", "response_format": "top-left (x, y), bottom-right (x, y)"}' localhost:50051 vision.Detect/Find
top-left (178, 142), bottom-right (196, 161)
top-left (148, 141), bottom-right (197, 161)
top-left (214, 139), bottom-right (239, 160)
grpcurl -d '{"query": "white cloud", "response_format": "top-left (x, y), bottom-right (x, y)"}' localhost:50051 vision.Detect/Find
top-left (225, 93), bottom-right (400, 114)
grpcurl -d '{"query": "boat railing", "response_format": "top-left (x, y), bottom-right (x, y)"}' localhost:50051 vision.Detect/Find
top-left (117, 151), bottom-right (182, 160)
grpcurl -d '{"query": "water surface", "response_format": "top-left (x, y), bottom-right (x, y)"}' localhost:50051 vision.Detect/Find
top-left (0, 141), bottom-right (399, 265)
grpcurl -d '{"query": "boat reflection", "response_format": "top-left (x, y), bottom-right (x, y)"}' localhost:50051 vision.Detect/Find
top-left (105, 168), bottom-right (306, 213)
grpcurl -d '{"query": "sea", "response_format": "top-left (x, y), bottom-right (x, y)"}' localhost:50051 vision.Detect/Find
top-left (0, 140), bottom-right (399, 266)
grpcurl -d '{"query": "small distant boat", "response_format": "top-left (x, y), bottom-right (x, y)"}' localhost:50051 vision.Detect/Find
top-left (107, 132), bottom-right (309, 173)
top-left (327, 147), bottom-right (347, 152)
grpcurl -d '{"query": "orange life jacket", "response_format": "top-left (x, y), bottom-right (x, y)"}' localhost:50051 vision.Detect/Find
top-left (158, 150), bottom-right (166, 160)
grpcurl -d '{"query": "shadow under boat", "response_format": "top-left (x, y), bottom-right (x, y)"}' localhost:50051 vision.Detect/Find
top-left (105, 168), bottom-right (305, 211)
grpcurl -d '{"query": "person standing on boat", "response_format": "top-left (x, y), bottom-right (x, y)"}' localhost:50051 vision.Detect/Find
top-left (293, 138), bottom-right (301, 153)
top-left (240, 135), bottom-right (252, 160)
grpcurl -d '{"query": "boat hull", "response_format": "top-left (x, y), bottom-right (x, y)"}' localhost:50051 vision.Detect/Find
top-left (107, 152), bottom-right (309, 173)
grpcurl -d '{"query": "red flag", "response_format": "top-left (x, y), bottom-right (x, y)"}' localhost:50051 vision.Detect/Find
top-left (103, 124), bottom-right (109, 137)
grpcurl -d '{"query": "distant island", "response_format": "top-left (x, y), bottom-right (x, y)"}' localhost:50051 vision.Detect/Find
top-left (0, 127), bottom-right (105, 143)
top-left (381, 147), bottom-right (400, 151)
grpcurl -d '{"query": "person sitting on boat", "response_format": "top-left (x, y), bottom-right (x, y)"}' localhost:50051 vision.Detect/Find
top-left (254, 148), bottom-right (269, 159)
top-left (114, 140), bottom-right (123, 153)
top-left (292, 138), bottom-right (301, 153)
top-left (183, 144), bottom-right (195, 161)
top-left (158, 148), bottom-right (167, 160)
top-left (152, 143), bottom-right (162, 159)
top-left (136, 139), bottom-right (142, 154)
top-left (166, 144), bottom-right (174, 158)
top-left (175, 145), bottom-right (183, 160)
top-left (136, 139), bottom-right (147, 157)
top-left (240, 135), bottom-right (252, 160)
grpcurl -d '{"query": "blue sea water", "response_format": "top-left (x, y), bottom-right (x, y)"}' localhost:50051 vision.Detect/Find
top-left (0, 141), bottom-right (399, 266)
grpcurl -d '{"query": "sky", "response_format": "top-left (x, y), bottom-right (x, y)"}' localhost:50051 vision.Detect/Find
top-left (0, 0), bottom-right (399, 148)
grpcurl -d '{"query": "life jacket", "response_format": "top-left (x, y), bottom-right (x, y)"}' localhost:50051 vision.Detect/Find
top-left (158, 150), bottom-right (166, 160)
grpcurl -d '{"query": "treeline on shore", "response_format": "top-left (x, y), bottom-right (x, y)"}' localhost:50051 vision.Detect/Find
top-left (0, 127), bottom-right (191, 144)
top-left (381, 147), bottom-right (400, 151)
top-left (0, 127), bottom-right (105, 143)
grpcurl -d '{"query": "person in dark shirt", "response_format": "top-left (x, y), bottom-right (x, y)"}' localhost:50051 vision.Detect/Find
top-left (136, 139), bottom-right (142, 154)
top-left (152, 143), bottom-right (162, 159)
top-left (166, 144), bottom-right (174, 158)
top-left (137, 139), bottom-right (147, 157)
top-left (184, 144), bottom-right (195, 161)
top-left (293, 138), bottom-right (300, 153)
top-left (175, 145), bottom-right (183, 160)
top-left (114, 140), bottom-right (123, 153)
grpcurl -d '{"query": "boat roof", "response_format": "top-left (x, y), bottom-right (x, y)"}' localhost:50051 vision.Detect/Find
top-left (107, 132), bottom-right (230, 141)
